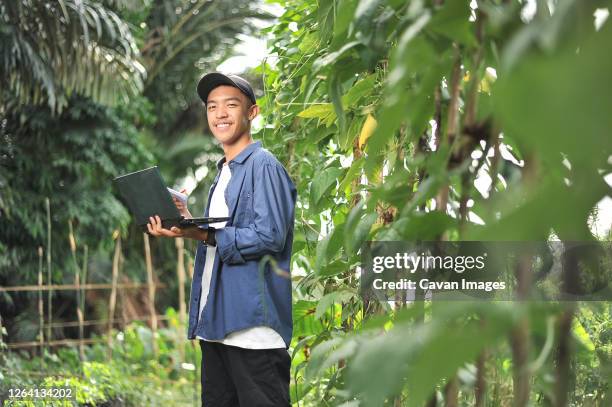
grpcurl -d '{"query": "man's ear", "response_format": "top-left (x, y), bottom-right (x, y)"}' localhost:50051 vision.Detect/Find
top-left (248, 104), bottom-right (260, 121)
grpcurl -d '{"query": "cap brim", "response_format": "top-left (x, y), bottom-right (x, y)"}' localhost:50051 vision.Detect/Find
top-left (197, 73), bottom-right (238, 103)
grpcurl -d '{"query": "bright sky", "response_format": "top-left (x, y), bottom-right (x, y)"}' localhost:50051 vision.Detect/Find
top-left (216, 34), bottom-right (269, 74)
top-left (216, 2), bottom-right (284, 74)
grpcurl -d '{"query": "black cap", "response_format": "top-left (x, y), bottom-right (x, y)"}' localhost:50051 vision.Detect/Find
top-left (197, 73), bottom-right (256, 105)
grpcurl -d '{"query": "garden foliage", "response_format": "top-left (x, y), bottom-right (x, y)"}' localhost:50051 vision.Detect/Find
top-left (1, 0), bottom-right (611, 406)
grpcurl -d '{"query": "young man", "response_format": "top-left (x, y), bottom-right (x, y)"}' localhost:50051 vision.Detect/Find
top-left (147, 73), bottom-right (296, 407)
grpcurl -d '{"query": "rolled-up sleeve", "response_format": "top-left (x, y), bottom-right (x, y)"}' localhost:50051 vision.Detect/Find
top-left (215, 162), bottom-right (296, 265)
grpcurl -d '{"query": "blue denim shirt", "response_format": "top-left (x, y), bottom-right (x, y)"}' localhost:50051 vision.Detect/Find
top-left (187, 141), bottom-right (296, 348)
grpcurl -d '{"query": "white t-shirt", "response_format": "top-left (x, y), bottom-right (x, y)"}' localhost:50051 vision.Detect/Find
top-left (196, 163), bottom-right (285, 349)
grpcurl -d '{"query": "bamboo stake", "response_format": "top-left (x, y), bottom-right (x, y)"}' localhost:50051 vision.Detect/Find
top-left (423, 81), bottom-right (445, 407)
top-left (5, 315), bottom-right (172, 349)
top-left (81, 244), bottom-right (88, 325)
top-left (107, 231), bottom-right (121, 359)
top-left (441, 47), bottom-right (463, 407)
top-left (188, 257), bottom-right (194, 280)
top-left (176, 237), bottom-right (186, 362)
top-left (555, 243), bottom-right (579, 407)
top-left (192, 340), bottom-right (199, 407)
top-left (444, 379), bottom-right (459, 407)
top-left (80, 244), bottom-right (88, 362)
top-left (7, 338), bottom-right (104, 349)
top-left (463, 14), bottom-right (490, 403)
top-left (119, 252), bottom-right (127, 329)
top-left (0, 367), bottom-right (197, 388)
top-left (68, 220), bottom-right (84, 361)
top-left (0, 282), bottom-right (163, 292)
top-left (511, 157), bottom-right (538, 407)
top-left (44, 315), bottom-right (171, 329)
top-left (475, 340), bottom-right (488, 407)
top-left (144, 233), bottom-right (158, 357)
top-left (45, 197), bottom-right (52, 346)
top-left (37, 246), bottom-right (44, 370)
top-left (511, 254), bottom-right (532, 407)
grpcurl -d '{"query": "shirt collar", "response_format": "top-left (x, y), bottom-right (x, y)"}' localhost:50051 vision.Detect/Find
top-left (215, 140), bottom-right (262, 169)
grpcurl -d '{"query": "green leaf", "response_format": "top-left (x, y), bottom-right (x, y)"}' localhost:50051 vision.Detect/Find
top-left (366, 35), bottom-right (449, 163)
top-left (309, 167), bottom-right (343, 207)
top-left (391, 211), bottom-right (458, 241)
top-left (334, 0), bottom-right (359, 40)
top-left (337, 115), bottom-right (365, 151)
top-left (345, 202), bottom-right (377, 253)
top-left (313, 41), bottom-right (361, 71)
top-left (494, 20), bottom-right (612, 169)
top-left (298, 31), bottom-right (319, 54)
top-left (572, 318), bottom-right (595, 352)
top-left (315, 222), bottom-right (346, 275)
top-left (315, 234), bottom-right (333, 273)
top-left (352, 212), bottom-right (377, 252)
top-left (305, 336), bottom-right (346, 380)
top-left (293, 300), bottom-right (324, 337)
top-left (427, 1), bottom-right (476, 46)
top-left (290, 381), bottom-right (314, 403)
top-left (342, 74), bottom-right (377, 108)
top-left (329, 73), bottom-right (347, 135)
top-left (319, 259), bottom-right (350, 277)
top-left (345, 303), bottom-right (516, 407)
top-left (297, 103), bottom-right (335, 119)
top-left (399, 175), bottom-right (444, 217)
top-left (354, 0), bottom-right (383, 23)
top-left (338, 156), bottom-right (365, 192)
top-left (315, 290), bottom-right (357, 320)
top-left (317, 0), bottom-right (335, 43)
top-left (293, 300), bottom-right (317, 320)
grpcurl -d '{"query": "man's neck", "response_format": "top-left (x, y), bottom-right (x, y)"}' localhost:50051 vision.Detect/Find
top-left (222, 133), bottom-right (253, 163)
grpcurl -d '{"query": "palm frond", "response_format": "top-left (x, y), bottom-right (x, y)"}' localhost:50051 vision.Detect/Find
top-left (142, 1), bottom-right (274, 85)
top-left (0, 0), bottom-right (145, 113)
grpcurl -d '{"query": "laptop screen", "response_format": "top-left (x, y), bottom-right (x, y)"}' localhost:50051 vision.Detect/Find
top-left (113, 166), bottom-right (181, 227)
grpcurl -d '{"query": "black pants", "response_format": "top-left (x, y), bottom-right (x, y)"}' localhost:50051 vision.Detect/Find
top-left (200, 340), bottom-right (291, 407)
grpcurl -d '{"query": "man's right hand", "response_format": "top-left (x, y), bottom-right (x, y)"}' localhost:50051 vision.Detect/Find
top-left (147, 215), bottom-right (207, 241)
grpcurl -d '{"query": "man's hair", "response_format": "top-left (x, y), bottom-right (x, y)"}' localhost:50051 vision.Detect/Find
top-left (204, 90), bottom-right (255, 109)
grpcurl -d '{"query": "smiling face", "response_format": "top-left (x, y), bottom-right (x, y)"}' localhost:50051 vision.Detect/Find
top-left (206, 85), bottom-right (258, 146)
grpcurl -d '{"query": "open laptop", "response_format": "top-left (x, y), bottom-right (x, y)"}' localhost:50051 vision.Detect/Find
top-left (113, 166), bottom-right (228, 231)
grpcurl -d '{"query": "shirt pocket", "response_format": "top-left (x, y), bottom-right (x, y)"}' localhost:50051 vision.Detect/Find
top-left (235, 190), bottom-right (254, 224)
